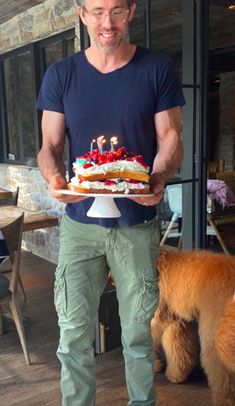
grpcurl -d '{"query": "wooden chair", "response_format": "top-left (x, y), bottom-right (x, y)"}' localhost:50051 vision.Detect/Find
top-left (1, 259), bottom-right (27, 301)
top-left (0, 186), bottom-right (19, 206)
top-left (0, 214), bottom-right (31, 365)
top-left (0, 187), bottom-right (26, 300)
top-left (207, 160), bottom-right (225, 179)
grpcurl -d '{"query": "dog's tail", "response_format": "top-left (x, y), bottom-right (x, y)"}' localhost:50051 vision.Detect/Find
top-left (215, 294), bottom-right (235, 372)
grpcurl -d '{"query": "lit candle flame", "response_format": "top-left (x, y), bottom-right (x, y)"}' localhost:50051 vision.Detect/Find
top-left (110, 136), bottom-right (118, 151)
top-left (97, 135), bottom-right (106, 154)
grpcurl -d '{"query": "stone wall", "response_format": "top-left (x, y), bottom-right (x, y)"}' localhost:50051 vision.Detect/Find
top-left (0, 163), bottom-right (65, 264)
top-left (0, 0), bottom-right (81, 54)
top-left (218, 72), bottom-right (235, 170)
top-left (0, 0), bottom-right (81, 263)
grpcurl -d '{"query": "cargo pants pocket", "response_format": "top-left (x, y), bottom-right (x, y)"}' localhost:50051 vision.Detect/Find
top-left (134, 274), bottom-right (159, 323)
top-left (54, 264), bottom-right (67, 320)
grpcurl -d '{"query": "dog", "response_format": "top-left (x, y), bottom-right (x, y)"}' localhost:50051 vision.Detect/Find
top-left (151, 246), bottom-right (235, 406)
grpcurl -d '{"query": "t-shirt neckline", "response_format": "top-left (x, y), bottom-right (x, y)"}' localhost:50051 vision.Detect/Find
top-left (82, 46), bottom-right (139, 76)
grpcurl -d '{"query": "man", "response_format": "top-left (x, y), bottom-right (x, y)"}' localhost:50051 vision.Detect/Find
top-left (37, 0), bottom-right (185, 404)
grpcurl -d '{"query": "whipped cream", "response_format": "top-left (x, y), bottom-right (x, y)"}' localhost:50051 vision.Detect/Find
top-left (70, 177), bottom-right (147, 194)
top-left (73, 160), bottom-right (149, 176)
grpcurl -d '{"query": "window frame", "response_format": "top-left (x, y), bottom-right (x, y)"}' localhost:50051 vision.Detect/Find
top-left (0, 29), bottom-right (75, 166)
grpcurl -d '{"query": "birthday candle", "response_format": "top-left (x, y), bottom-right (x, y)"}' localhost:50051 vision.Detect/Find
top-left (110, 136), bottom-right (118, 151)
top-left (90, 139), bottom-right (96, 152)
top-left (97, 135), bottom-right (106, 154)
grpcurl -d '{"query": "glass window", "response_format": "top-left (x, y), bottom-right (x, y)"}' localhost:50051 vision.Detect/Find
top-left (129, 1), bottom-right (146, 47)
top-left (2, 49), bottom-right (36, 163)
top-left (43, 39), bottom-right (64, 68)
top-left (66, 35), bottom-right (76, 57)
top-left (4, 57), bottom-right (19, 160)
top-left (151, 0), bottom-right (182, 78)
top-left (129, 1), bottom-right (182, 78)
top-left (129, 1), bottom-right (202, 249)
top-left (0, 29), bottom-right (75, 165)
top-left (208, 1), bottom-right (235, 168)
top-left (40, 31), bottom-right (76, 73)
top-left (18, 50), bottom-right (37, 160)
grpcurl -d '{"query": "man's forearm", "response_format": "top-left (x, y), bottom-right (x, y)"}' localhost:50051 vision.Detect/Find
top-left (152, 134), bottom-right (184, 183)
top-left (37, 147), bottom-right (66, 183)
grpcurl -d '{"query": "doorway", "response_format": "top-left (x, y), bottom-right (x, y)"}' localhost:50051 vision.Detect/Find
top-left (207, 1), bottom-right (235, 254)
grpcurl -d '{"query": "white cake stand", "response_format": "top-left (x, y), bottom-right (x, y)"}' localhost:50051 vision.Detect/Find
top-left (86, 195), bottom-right (121, 218)
top-left (56, 190), bottom-right (153, 218)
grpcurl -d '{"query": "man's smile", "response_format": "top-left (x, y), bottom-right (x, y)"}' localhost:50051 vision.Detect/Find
top-left (99, 32), bottom-right (116, 38)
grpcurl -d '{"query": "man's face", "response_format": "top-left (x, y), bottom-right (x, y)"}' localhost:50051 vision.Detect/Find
top-left (79, 0), bottom-right (136, 53)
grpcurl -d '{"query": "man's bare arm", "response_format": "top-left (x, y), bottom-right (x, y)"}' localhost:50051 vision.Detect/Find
top-left (37, 110), bottom-right (86, 203)
top-left (151, 106), bottom-right (183, 192)
top-left (37, 110), bottom-right (66, 182)
top-left (129, 106), bottom-right (183, 206)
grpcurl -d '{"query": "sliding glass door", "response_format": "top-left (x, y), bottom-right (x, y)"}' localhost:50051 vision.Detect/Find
top-left (129, 0), bottom-right (208, 249)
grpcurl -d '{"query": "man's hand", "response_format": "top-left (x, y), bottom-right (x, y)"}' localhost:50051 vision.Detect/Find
top-left (128, 173), bottom-right (165, 206)
top-left (49, 174), bottom-right (88, 204)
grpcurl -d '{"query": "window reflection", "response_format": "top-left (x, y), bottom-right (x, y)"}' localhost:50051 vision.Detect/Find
top-left (129, 1), bottom-right (146, 47)
top-left (129, 1), bottom-right (182, 78)
top-left (4, 57), bottom-right (19, 160)
top-left (1, 30), bottom-right (75, 165)
top-left (40, 33), bottom-right (76, 167)
top-left (208, 1), bottom-right (235, 171)
top-left (67, 35), bottom-right (76, 57)
top-left (150, 0), bottom-right (182, 78)
top-left (18, 51), bottom-right (36, 160)
top-left (44, 39), bottom-right (63, 68)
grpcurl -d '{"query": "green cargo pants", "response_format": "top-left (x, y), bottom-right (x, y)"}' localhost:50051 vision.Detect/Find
top-left (54, 214), bottom-right (160, 405)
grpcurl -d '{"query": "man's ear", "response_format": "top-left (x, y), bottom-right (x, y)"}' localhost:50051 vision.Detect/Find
top-left (128, 2), bottom-right (136, 22)
top-left (77, 6), bottom-right (87, 26)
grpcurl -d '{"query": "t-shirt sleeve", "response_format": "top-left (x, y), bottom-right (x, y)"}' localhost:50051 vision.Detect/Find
top-left (36, 63), bottom-right (64, 113)
top-left (155, 59), bottom-right (185, 113)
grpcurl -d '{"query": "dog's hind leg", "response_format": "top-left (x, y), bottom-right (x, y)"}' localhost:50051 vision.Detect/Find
top-left (201, 350), bottom-right (235, 406)
top-left (151, 306), bottom-right (167, 372)
top-left (215, 296), bottom-right (235, 373)
top-left (162, 320), bottom-right (198, 383)
top-left (199, 316), bottom-right (235, 406)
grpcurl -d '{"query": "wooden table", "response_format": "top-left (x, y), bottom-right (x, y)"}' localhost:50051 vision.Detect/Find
top-left (0, 205), bottom-right (59, 231)
top-left (0, 188), bottom-right (13, 200)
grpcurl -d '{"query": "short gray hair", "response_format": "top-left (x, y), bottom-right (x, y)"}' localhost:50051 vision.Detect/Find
top-left (76, 0), bottom-right (136, 6)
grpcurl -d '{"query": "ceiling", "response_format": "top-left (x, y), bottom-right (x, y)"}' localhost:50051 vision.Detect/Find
top-left (0, 0), bottom-right (45, 25)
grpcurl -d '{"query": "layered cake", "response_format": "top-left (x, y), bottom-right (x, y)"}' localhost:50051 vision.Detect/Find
top-left (68, 147), bottom-right (150, 194)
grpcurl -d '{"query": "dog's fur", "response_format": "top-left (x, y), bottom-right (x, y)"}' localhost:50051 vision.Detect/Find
top-left (151, 247), bottom-right (235, 406)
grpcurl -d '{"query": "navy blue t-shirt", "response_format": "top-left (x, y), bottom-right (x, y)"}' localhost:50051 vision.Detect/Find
top-left (37, 46), bottom-right (185, 227)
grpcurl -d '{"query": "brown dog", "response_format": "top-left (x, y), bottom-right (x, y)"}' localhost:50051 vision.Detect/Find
top-left (151, 247), bottom-right (235, 406)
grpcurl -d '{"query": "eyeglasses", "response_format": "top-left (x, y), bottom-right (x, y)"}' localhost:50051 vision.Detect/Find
top-left (83, 7), bottom-right (130, 24)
